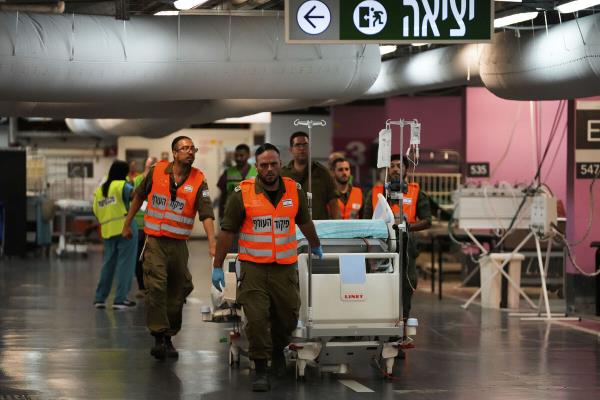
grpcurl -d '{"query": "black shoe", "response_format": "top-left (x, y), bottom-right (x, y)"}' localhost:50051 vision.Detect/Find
top-left (252, 359), bottom-right (270, 392)
top-left (164, 336), bottom-right (179, 359)
top-left (113, 299), bottom-right (136, 310)
top-left (270, 348), bottom-right (286, 378)
top-left (150, 334), bottom-right (166, 360)
top-left (93, 301), bottom-right (106, 309)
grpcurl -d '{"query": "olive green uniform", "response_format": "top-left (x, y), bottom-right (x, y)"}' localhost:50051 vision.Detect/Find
top-left (281, 161), bottom-right (338, 220)
top-left (135, 162), bottom-right (215, 336)
top-left (221, 177), bottom-right (310, 360)
top-left (363, 187), bottom-right (432, 318)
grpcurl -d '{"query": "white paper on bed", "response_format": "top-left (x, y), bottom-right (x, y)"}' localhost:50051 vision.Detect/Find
top-left (372, 193), bottom-right (394, 223)
top-left (340, 255), bottom-right (367, 302)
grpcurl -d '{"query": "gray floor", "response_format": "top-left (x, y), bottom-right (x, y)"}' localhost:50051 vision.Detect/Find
top-left (1, 241), bottom-right (599, 399)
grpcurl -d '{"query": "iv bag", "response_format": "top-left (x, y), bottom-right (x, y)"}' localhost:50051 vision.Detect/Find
top-left (377, 128), bottom-right (392, 168)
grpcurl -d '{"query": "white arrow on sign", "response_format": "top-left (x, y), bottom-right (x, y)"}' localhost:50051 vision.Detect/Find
top-left (297, 0), bottom-right (331, 35)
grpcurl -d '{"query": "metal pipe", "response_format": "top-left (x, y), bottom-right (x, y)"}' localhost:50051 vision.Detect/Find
top-left (8, 117), bottom-right (17, 146)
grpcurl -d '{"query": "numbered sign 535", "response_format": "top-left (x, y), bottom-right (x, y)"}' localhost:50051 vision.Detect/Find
top-left (467, 162), bottom-right (490, 178)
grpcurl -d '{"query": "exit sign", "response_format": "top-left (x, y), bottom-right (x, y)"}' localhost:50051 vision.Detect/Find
top-left (286, 0), bottom-right (493, 44)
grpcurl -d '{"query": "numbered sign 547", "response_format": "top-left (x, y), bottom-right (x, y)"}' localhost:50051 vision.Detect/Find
top-left (467, 162), bottom-right (490, 178)
top-left (576, 162), bottom-right (600, 179)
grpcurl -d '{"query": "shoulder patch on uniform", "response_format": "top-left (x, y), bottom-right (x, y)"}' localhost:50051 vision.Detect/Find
top-left (234, 185), bottom-right (241, 192)
top-left (296, 182), bottom-right (302, 190)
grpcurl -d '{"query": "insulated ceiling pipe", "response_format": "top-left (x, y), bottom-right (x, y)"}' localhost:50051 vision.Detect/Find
top-left (64, 98), bottom-right (324, 138)
top-left (363, 44), bottom-right (483, 98)
top-left (364, 13), bottom-right (600, 101)
top-left (0, 12), bottom-right (380, 103)
top-left (0, 1), bottom-right (65, 14)
top-left (479, 13), bottom-right (600, 100)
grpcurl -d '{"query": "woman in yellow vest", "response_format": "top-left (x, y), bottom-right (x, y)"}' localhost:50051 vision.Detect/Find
top-left (93, 160), bottom-right (138, 310)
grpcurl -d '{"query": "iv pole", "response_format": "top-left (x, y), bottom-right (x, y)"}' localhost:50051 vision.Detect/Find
top-left (293, 118), bottom-right (326, 337)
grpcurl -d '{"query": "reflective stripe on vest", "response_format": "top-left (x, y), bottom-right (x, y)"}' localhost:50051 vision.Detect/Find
top-left (338, 186), bottom-right (363, 220)
top-left (93, 180), bottom-right (128, 239)
top-left (275, 234), bottom-right (296, 246)
top-left (372, 183), bottom-right (420, 223)
top-left (145, 221), bottom-right (193, 237)
top-left (239, 232), bottom-right (272, 243)
top-left (238, 177), bottom-right (299, 265)
top-left (164, 211), bottom-right (194, 225)
top-left (239, 246), bottom-right (273, 258)
top-left (143, 160), bottom-right (204, 240)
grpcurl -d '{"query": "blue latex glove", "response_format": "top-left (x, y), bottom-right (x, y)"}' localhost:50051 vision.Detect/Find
top-left (311, 246), bottom-right (324, 260)
top-left (212, 268), bottom-right (225, 291)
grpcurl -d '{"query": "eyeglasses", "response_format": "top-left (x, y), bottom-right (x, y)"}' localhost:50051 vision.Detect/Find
top-left (176, 146), bottom-right (198, 153)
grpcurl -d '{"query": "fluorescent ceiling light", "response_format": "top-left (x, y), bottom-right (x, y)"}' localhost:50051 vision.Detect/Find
top-left (555, 0), bottom-right (600, 13)
top-left (494, 0), bottom-right (522, 3)
top-left (154, 11), bottom-right (179, 16)
top-left (494, 11), bottom-right (539, 28)
top-left (174, 0), bottom-right (209, 10)
top-left (216, 112), bottom-right (272, 124)
top-left (411, 43), bottom-right (429, 47)
top-left (379, 45), bottom-right (396, 56)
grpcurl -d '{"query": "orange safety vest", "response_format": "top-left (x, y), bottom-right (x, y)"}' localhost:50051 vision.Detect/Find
top-left (338, 186), bottom-right (363, 220)
top-left (238, 177), bottom-right (299, 264)
top-left (143, 161), bottom-right (204, 240)
top-left (372, 183), bottom-right (420, 223)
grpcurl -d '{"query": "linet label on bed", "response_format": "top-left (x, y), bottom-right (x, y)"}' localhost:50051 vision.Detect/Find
top-left (339, 255), bottom-right (366, 302)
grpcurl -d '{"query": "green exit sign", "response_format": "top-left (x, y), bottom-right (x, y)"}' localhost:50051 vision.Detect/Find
top-left (286, 0), bottom-right (493, 44)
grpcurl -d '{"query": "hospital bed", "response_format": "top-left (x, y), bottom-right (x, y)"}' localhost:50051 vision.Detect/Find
top-left (209, 198), bottom-right (419, 379)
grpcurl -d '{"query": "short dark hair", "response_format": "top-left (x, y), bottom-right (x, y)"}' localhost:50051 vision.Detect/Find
top-left (171, 135), bottom-right (192, 151)
top-left (235, 143), bottom-right (250, 153)
top-left (289, 131), bottom-right (309, 147)
top-left (331, 157), bottom-right (349, 170)
top-left (255, 143), bottom-right (280, 158)
top-left (391, 154), bottom-right (409, 169)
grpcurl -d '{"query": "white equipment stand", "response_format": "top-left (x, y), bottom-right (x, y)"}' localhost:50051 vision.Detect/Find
top-left (457, 192), bottom-right (579, 321)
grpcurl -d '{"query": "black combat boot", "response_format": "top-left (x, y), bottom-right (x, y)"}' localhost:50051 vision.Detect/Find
top-left (252, 359), bottom-right (270, 392)
top-left (164, 336), bottom-right (179, 359)
top-left (150, 333), bottom-right (166, 360)
top-left (270, 348), bottom-right (287, 378)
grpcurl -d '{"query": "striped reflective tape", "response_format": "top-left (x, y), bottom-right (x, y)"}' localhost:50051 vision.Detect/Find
top-left (239, 246), bottom-right (273, 257)
top-left (275, 235), bottom-right (296, 245)
top-left (161, 224), bottom-right (192, 236)
top-left (239, 232), bottom-right (272, 243)
top-left (276, 248), bottom-right (296, 260)
top-left (164, 212), bottom-right (194, 225)
top-left (145, 209), bottom-right (164, 219)
top-left (144, 221), bottom-right (162, 231)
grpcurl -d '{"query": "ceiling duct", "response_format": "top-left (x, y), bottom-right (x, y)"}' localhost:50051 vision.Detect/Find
top-left (365, 13), bottom-right (600, 101)
top-left (0, 12), bottom-right (380, 103)
top-left (479, 12), bottom-right (600, 100)
top-left (0, 1), bottom-right (65, 14)
top-left (363, 44), bottom-right (482, 98)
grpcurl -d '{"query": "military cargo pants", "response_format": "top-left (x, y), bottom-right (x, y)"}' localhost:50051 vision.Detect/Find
top-left (237, 262), bottom-right (300, 360)
top-left (143, 236), bottom-right (194, 336)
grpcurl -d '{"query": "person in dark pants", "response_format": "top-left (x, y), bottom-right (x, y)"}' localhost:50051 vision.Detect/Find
top-left (93, 160), bottom-right (138, 310)
top-left (212, 143), bottom-right (322, 392)
top-left (122, 136), bottom-right (216, 361)
top-left (281, 131), bottom-right (340, 220)
top-left (363, 155), bottom-right (431, 322)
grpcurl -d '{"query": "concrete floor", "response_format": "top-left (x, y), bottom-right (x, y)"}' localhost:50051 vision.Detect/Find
top-left (1, 241), bottom-right (599, 399)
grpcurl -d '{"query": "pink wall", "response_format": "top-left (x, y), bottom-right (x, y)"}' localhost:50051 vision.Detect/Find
top-left (465, 87), bottom-right (568, 206)
top-left (385, 96), bottom-right (464, 152)
top-left (332, 95), bottom-right (464, 184)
